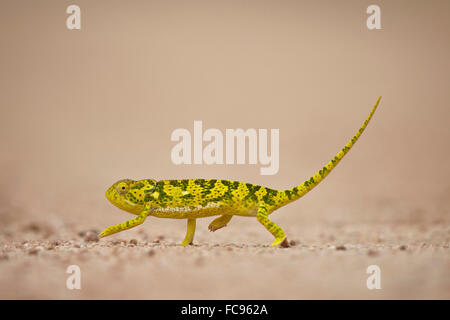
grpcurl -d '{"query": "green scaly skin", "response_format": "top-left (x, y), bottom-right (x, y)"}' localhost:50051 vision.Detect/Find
top-left (99, 97), bottom-right (381, 247)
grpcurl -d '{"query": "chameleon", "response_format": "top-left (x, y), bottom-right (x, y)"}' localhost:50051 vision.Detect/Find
top-left (99, 97), bottom-right (381, 247)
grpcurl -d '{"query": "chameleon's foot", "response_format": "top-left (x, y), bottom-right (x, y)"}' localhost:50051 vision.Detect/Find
top-left (208, 215), bottom-right (233, 232)
top-left (180, 239), bottom-right (194, 246)
top-left (180, 218), bottom-right (196, 247)
top-left (270, 237), bottom-right (290, 248)
top-left (98, 212), bottom-right (147, 238)
top-left (98, 226), bottom-right (116, 238)
top-left (256, 203), bottom-right (290, 248)
top-left (279, 238), bottom-right (290, 248)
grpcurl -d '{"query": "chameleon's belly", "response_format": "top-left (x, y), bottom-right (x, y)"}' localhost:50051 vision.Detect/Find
top-left (150, 202), bottom-right (257, 219)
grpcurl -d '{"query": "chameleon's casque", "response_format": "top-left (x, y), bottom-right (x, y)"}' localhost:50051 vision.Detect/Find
top-left (100, 97), bottom-right (382, 247)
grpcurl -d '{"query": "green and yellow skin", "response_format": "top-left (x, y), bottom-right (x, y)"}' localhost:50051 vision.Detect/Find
top-left (99, 97), bottom-right (381, 247)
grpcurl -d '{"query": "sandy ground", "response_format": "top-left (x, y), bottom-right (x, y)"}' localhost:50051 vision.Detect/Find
top-left (1, 0), bottom-right (449, 300)
top-left (0, 201), bottom-right (448, 299)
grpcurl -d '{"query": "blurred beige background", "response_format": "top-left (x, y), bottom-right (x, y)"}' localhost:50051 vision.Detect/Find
top-left (0, 0), bottom-right (449, 299)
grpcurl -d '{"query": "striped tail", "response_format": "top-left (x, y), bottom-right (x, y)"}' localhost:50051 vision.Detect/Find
top-left (281, 96), bottom-right (381, 205)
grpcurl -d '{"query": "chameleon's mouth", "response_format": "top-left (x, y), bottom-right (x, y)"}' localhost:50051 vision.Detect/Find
top-left (105, 186), bottom-right (125, 208)
top-left (105, 186), bottom-right (115, 203)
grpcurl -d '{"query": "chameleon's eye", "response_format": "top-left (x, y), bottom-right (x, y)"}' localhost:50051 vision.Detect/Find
top-left (116, 181), bottom-right (129, 195)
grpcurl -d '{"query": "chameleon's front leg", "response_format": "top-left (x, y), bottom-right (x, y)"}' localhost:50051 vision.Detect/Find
top-left (256, 203), bottom-right (290, 248)
top-left (181, 218), bottom-right (196, 246)
top-left (99, 211), bottom-right (148, 238)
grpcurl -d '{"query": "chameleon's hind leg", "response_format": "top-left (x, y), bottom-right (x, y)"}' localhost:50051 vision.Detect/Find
top-left (208, 215), bottom-right (233, 232)
top-left (181, 218), bottom-right (196, 246)
top-left (256, 204), bottom-right (290, 248)
top-left (99, 211), bottom-right (147, 238)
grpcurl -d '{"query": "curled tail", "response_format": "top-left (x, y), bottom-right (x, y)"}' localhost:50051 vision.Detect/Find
top-left (279, 96), bottom-right (381, 206)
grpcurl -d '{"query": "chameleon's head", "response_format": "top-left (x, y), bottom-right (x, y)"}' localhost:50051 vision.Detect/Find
top-left (105, 179), bottom-right (156, 215)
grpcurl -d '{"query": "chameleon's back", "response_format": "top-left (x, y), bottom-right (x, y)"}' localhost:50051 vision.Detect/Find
top-left (150, 179), bottom-right (284, 218)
